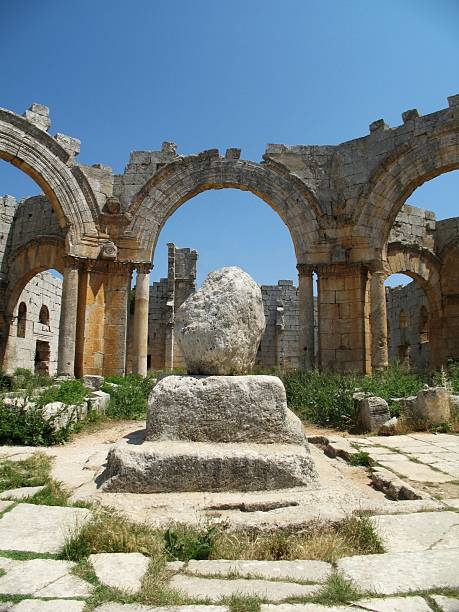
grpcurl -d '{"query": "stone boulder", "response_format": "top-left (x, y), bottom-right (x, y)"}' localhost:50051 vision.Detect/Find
top-left (414, 386), bottom-right (450, 425)
top-left (146, 375), bottom-right (306, 446)
top-left (358, 396), bottom-right (391, 432)
top-left (174, 267), bottom-right (266, 375)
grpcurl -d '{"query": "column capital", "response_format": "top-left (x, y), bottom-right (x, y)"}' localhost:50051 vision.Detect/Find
top-left (316, 262), bottom-right (370, 277)
top-left (135, 262), bottom-right (153, 275)
top-left (296, 263), bottom-right (315, 276)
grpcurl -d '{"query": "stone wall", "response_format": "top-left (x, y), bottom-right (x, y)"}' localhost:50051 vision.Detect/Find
top-left (386, 282), bottom-right (430, 372)
top-left (4, 271), bottom-right (62, 375)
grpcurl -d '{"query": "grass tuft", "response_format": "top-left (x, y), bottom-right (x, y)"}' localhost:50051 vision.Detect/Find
top-left (313, 572), bottom-right (362, 606)
top-left (0, 453), bottom-right (51, 493)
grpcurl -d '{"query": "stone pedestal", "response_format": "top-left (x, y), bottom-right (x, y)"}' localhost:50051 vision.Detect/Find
top-left (101, 375), bottom-right (317, 493)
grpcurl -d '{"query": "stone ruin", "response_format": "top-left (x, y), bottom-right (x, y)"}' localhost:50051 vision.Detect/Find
top-left (100, 267), bottom-right (317, 493)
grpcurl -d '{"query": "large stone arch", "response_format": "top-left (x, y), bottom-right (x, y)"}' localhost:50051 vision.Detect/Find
top-left (385, 243), bottom-right (443, 368)
top-left (126, 154), bottom-right (322, 263)
top-left (0, 108), bottom-right (100, 257)
top-left (356, 127), bottom-right (459, 251)
top-left (440, 240), bottom-right (459, 361)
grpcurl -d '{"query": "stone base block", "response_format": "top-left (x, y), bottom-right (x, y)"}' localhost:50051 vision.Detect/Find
top-left (99, 441), bottom-right (317, 493)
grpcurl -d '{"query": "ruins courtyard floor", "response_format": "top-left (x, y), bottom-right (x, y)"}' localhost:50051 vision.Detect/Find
top-left (0, 423), bottom-right (458, 611)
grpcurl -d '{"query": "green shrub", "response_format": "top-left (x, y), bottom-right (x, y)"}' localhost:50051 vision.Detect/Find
top-left (11, 368), bottom-right (53, 392)
top-left (348, 451), bottom-right (373, 467)
top-left (0, 401), bottom-right (70, 445)
top-left (164, 524), bottom-right (217, 561)
top-left (36, 379), bottom-right (88, 408)
top-left (283, 369), bottom-right (358, 429)
top-left (103, 373), bottom-right (156, 420)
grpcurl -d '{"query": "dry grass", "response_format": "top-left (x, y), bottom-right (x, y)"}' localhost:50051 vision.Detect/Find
top-left (211, 515), bottom-right (383, 563)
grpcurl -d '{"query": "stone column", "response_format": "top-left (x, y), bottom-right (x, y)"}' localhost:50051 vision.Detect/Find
top-left (317, 263), bottom-right (371, 373)
top-left (370, 270), bottom-right (389, 370)
top-left (297, 265), bottom-right (315, 370)
top-left (132, 264), bottom-right (151, 376)
top-left (57, 260), bottom-right (80, 377)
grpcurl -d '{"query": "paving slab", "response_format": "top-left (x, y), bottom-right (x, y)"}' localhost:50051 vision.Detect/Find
top-left (371, 511), bottom-right (459, 552)
top-left (169, 574), bottom-right (320, 601)
top-left (377, 459), bottom-right (455, 482)
top-left (0, 503), bottom-right (91, 553)
top-left (444, 498), bottom-right (459, 509)
top-left (430, 595), bottom-right (459, 611)
top-left (337, 548), bottom-right (459, 595)
top-left (94, 606), bottom-right (228, 611)
top-left (260, 599), bottom-right (432, 611)
top-left (356, 596), bottom-right (432, 611)
top-left (12, 600), bottom-right (86, 611)
top-left (0, 487), bottom-right (45, 501)
top-left (186, 559), bottom-right (331, 582)
top-left (89, 552), bottom-right (150, 592)
top-left (0, 501), bottom-right (13, 514)
top-left (0, 558), bottom-right (91, 597)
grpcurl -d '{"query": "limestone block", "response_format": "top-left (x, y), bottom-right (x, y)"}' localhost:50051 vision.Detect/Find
top-left (449, 395), bottom-right (459, 416)
top-left (82, 375), bottom-right (105, 391)
top-left (13, 601), bottom-right (86, 611)
top-left (0, 559), bottom-right (90, 597)
top-left (0, 486), bottom-right (45, 500)
top-left (378, 416), bottom-right (399, 436)
top-left (89, 390), bottom-right (111, 413)
top-left (430, 595), bottom-right (459, 611)
top-left (89, 552), bottom-right (150, 592)
top-left (414, 387), bottom-right (451, 424)
top-left (146, 375), bottom-right (306, 446)
top-left (43, 401), bottom-right (86, 431)
top-left (175, 267), bottom-right (266, 375)
top-left (358, 396), bottom-right (390, 432)
top-left (100, 440), bottom-right (317, 493)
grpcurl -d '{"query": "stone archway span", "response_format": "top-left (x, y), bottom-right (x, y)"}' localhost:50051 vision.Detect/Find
top-left (356, 125), bottom-right (459, 251)
top-left (5, 237), bottom-right (66, 317)
top-left (385, 243), bottom-right (442, 316)
top-left (126, 153), bottom-right (322, 262)
top-left (0, 108), bottom-right (100, 257)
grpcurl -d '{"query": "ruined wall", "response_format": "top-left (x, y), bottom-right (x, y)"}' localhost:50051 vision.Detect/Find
top-left (388, 204), bottom-right (436, 251)
top-left (4, 271), bottom-right (62, 375)
top-left (386, 283), bottom-right (430, 372)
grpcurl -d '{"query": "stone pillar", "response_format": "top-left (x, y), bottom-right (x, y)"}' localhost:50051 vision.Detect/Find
top-left (317, 263), bottom-right (371, 373)
top-left (57, 260), bottom-right (80, 377)
top-left (132, 264), bottom-right (151, 376)
top-left (297, 265), bottom-right (315, 370)
top-left (370, 270), bottom-right (389, 370)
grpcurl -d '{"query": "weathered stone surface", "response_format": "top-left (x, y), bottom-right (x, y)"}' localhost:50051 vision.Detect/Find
top-left (370, 467), bottom-right (425, 500)
top-left (260, 599), bottom-right (432, 611)
top-left (337, 549), bottom-right (459, 595)
top-left (82, 375), bottom-right (105, 391)
top-left (100, 441), bottom-right (317, 493)
top-left (0, 486), bottom-right (45, 501)
top-left (413, 387), bottom-right (451, 424)
top-left (175, 267), bottom-right (266, 375)
top-left (0, 501), bottom-right (13, 513)
top-left (430, 595), bottom-right (459, 611)
top-left (146, 375), bottom-right (306, 446)
top-left (0, 559), bottom-right (90, 597)
top-left (371, 511), bottom-right (459, 552)
top-left (89, 552), bottom-right (150, 592)
top-left (13, 600), bottom-right (86, 611)
top-left (0, 503), bottom-right (91, 553)
top-left (89, 390), bottom-right (111, 413)
top-left (378, 416), bottom-right (399, 436)
top-left (377, 458), bottom-right (455, 483)
top-left (187, 559), bottom-right (331, 582)
top-left (358, 396), bottom-right (391, 432)
top-left (169, 574), bottom-right (320, 601)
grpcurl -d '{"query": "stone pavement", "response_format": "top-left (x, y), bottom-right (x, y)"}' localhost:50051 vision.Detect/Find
top-left (0, 427), bottom-right (459, 610)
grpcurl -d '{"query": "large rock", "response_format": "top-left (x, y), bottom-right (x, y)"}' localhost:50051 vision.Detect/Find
top-left (358, 396), bottom-right (391, 432)
top-left (146, 375), bottom-right (306, 446)
top-left (414, 386), bottom-right (451, 425)
top-left (175, 267), bottom-right (266, 375)
top-left (100, 440), bottom-right (317, 493)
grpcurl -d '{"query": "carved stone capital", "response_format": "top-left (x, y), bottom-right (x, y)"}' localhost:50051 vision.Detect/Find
top-left (296, 263), bottom-right (315, 276)
top-left (99, 240), bottom-right (118, 261)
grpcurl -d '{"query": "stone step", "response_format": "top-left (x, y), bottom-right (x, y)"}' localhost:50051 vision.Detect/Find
top-left (337, 548), bottom-right (459, 595)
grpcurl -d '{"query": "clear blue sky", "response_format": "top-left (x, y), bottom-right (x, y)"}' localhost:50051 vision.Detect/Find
top-left (1, 0), bottom-right (458, 288)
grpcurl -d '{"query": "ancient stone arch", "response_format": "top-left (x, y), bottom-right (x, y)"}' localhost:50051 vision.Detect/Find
top-left (359, 135), bottom-right (459, 251)
top-left (126, 153), bottom-right (322, 263)
top-left (0, 108), bottom-right (100, 257)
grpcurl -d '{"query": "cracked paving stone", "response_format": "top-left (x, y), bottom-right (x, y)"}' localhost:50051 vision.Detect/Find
top-left (370, 511), bottom-right (459, 552)
top-left (12, 600), bottom-right (86, 611)
top-left (260, 597), bottom-right (432, 610)
top-left (337, 548), bottom-right (459, 595)
top-left (377, 459), bottom-right (455, 483)
top-left (0, 503), bottom-right (91, 553)
top-left (169, 574), bottom-right (321, 601)
top-left (430, 595), bottom-right (459, 611)
top-left (186, 559), bottom-right (332, 582)
top-left (0, 559), bottom-right (91, 597)
top-left (94, 605), bottom-right (228, 611)
top-left (89, 553), bottom-right (150, 592)
top-left (0, 487), bottom-right (45, 501)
